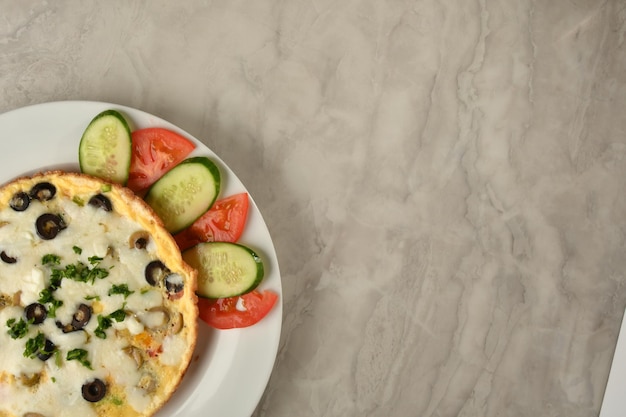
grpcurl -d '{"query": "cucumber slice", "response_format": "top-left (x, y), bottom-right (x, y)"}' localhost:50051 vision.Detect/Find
top-left (79, 109), bottom-right (132, 185)
top-left (144, 157), bottom-right (220, 233)
top-left (183, 242), bottom-right (264, 299)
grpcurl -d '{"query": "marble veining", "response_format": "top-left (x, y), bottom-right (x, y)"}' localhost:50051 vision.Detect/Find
top-left (2, 1), bottom-right (626, 416)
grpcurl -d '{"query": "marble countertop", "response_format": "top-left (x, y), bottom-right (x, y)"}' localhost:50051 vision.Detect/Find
top-left (2, 1), bottom-right (626, 416)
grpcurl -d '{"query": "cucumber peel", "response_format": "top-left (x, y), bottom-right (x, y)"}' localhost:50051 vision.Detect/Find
top-left (144, 157), bottom-right (221, 233)
top-left (79, 109), bottom-right (132, 185)
top-left (183, 242), bottom-right (264, 299)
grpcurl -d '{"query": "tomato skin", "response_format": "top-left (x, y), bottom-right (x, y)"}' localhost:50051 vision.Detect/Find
top-left (198, 290), bottom-right (278, 329)
top-left (174, 193), bottom-right (249, 251)
top-left (127, 127), bottom-right (196, 192)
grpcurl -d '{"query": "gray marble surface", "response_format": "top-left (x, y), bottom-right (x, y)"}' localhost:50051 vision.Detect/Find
top-left (2, 1), bottom-right (626, 416)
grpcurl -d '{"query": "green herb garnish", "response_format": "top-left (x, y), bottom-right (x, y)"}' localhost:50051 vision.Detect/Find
top-left (94, 315), bottom-right (111, 339)
top-left (109, 308), bottom-right (126, 322)
top-left (108, 284), bottom-right (134, 299)
top-left (51, 260), bottom-right (109, 285)
top-left (73, 245), bottom-right (83, 255)
top-left (38, 288), bottom-right (63, 318)
top-left (6, 317), bottom-right (30, 339)
top-left (42, 254), bottom-right (61, 266)
top-left (88, 255), bottom-right (103, 265)
top-left (94, 308), bottom-right (126, 339)
top-left (66, 348), bottom-right (93, 369)
top-left (23, 332), bottom-right (54, 359)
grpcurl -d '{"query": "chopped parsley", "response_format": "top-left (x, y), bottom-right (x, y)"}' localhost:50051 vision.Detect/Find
top-left (84, 294), bottom-right (101, 301)
top-left (101, 183), bottom-right (112, 193)
top-left (50, 260), bottom-right (109, 285)
top-left (94, 308), bottom-right (126, 339)
top-left (36, 252), bottom-right (115, 332)
top-left (6, 317), bottom-right (30, 339)
top-left (42, 254), bottom-right (61, 266)
top-left (94, 317), bottom-right (108, 339)
top-left (66, 348), bottom-right (93, 369)
top-left (23, 332), bottom-right (54, 359)
top-left (48, 272), bottom-right (63, 291)
top-left (42, 251), bottom-right (110, 287)
top-left (37, 288), bottom-right (63, 318)
top-left (108, 284), bottom-right (134, 299)
top-left (109, 308), bottom-right (126, 322)
top-left (88, 255), bottom-right (104, 265)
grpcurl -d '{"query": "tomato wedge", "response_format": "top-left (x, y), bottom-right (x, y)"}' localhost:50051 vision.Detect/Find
top-left (174, 193), bottom-right (249, 251)
top-left (127, 127), bottom-right (196, 192)
top-left (198, 290), bottom-right (278, 329)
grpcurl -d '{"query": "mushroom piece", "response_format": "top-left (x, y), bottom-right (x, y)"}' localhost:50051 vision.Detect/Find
top-left (0, 294), bottom-right (11, 309)
top-left (20, 373), bottom-right (41, 387)
top-left (35, 213), bottom-right (66, 240)
top-left (82, 378), bottom-right (107, 402)
top-left (145, 260), bottom-right (168, 286)
top-left (29, 182), bottom-right (56, 201)
top-left (137, 372), bottom-right (157, 393)
top-left (88, 194), bottom-right (113, 212)
top-left (0, 292), bottom-right (20, 308)
top-left (24, 303), bottom-right (47, 325)
top-left (129, 231), bottom-right (150, 249)
top-left (0, 250), bottom-right (17, 264)
top-left (9, 191), bottom-right (30, 211)
top-left (123, 346), bottom-right (144, 368)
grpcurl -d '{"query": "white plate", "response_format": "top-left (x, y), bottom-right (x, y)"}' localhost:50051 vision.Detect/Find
top-left (0, 100), bottom-right (282, 417)
top-left (600, 308), bottom-right (626, 417)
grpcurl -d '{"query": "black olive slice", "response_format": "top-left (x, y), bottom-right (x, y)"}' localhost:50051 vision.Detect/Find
top-left (35, 213), bottom-right (66, 240)
top-left (24, 303), bottom-right (47, 325)
top-left (36, 339), bottom-right (55, 361)
top-left (71, 304), bottom-right (92, 330)
top-left (9, 192), bottom-right (30, 211)
top-left (88, 194), bottom-right (113, 212)
top-left (129, 231), bottom-right (150, 249)
top-left (82, 378), bottom-right (107, 402)
top-left (145, 260), bottom-right (168, 286)
top-left (29, 182), bottom-right (56, 202)
top-left (0, 250), bottom-right (17, 264)
top-left (165, 273), bottom-right (184, 294)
